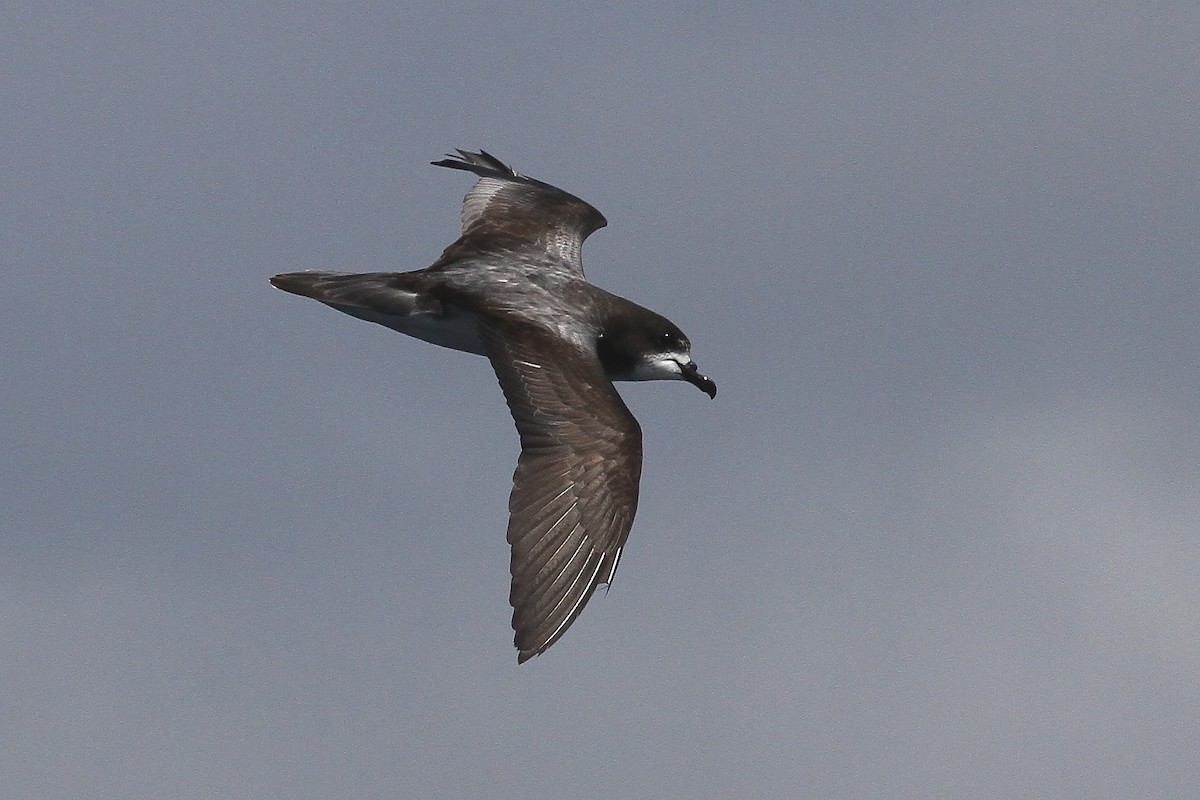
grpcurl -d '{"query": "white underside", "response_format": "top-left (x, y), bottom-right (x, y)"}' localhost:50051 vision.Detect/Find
top-left (325, 303), bottom-right (691, 386)
top-left (326, 302), bottom-right (487, 355)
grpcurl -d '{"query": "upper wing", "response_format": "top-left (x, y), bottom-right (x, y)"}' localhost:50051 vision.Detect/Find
top-left (432, 150), bottom-right (607, 278)
top-left (477, 318), bottom-right (642, 663)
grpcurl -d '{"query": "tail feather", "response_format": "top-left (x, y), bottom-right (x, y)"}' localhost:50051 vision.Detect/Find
top-left (269, 271), bottom-right (442, 317)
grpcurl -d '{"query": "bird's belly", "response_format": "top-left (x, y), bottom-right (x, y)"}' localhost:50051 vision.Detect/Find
top-left (325, 302), bottom-right (486, 356)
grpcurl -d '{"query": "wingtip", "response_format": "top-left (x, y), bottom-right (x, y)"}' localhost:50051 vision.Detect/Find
top-left (431, 148), bottom-right (517, 178)
top-left (429, 147), bottom-right (474, 167)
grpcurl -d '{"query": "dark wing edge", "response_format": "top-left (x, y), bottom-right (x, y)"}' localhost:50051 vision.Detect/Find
top-left (431, 148), bottom-right (521, 181)
top-left (430, 149), bottom-right (607, 274)
top-left (477, 318), bottom-right (643, 664)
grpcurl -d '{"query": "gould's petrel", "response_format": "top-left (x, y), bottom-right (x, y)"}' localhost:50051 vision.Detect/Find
top-left (271, 150), bottom-right (715, 663)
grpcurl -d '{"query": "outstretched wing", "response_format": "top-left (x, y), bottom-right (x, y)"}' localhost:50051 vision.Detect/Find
top-left (477, 317), bottom-right (642, 663)
top-left (432, 149), bottom-right (607, 278)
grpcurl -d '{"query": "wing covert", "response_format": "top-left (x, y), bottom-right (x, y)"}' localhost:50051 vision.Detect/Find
top-left (432, 150), bottom-right (607, 277)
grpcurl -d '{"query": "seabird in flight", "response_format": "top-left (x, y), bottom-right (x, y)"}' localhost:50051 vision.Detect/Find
top-left (271, 149), bottom-right (714, 662)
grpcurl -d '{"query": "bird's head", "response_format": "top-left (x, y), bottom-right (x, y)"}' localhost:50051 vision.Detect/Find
top-left (597, 314), bottom-right (716, 398)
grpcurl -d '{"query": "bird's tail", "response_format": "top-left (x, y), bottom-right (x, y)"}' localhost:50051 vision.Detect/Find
top-left (269, 271), bottom-right (442, 317)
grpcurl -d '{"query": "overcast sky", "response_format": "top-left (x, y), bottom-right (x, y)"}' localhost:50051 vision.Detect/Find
top-left (4, 2), bottom-right (1199, 798)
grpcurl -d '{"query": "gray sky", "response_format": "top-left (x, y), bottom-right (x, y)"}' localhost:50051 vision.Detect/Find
top-left (4, 1), bottom-right (1199, 797)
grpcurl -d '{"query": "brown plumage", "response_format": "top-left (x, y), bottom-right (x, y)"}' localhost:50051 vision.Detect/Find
top-left (271, 149), bottom-right (713, 662)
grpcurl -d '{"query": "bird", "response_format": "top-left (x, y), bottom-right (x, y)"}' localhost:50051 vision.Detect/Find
top-left (271, 149), bottom-right (715, 663)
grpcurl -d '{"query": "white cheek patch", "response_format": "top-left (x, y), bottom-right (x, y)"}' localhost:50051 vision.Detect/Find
top-left (627, 354), bottom-right (688, 382)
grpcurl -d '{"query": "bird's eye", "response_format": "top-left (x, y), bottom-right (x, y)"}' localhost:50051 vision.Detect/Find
top-left (659, 331), bottom-right (675, 347)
